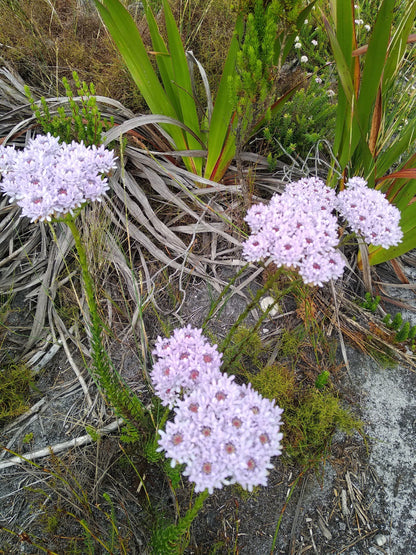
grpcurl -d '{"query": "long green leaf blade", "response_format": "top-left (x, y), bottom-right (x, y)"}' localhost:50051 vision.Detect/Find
top-left (383, 1), bottom-right (416, 90)
top-left (376, 118), bottom-right (416, 178)
top-left (355, 0), bottom-right (395, 135)
top-left (205, 15), bottom-right (244, 180)
top-left (162, 0), bottom-right (203, 174)
top-left (94, 0), bottom-right (199, 171)
top-left (141, 0), bottom-right (181, 117)
top-left (94, 0), bottom-right (173, 118)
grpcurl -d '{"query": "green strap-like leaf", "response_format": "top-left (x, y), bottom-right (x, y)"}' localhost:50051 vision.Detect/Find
top-left (204, 15), bottom-right (244, 181)
top-left (162, 0), bottom-right (203, 174)
top-left (355, 0), bottom-right (395, 139)
top-left (383, 1), bottom-right (416, 90)
top-left (376, 118), bottom-right (416, 179)
top-left (94, 0), bottom-right (202, 173)
top-left (93, 0), bottom-right (173, 118)
top-left (141, 0), bottom-right (181, 118)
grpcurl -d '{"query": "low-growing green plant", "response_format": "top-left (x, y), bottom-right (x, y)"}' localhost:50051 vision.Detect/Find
top-left (315, 370), bottom-right (330, 389)
top-left (249, 364), bottom-right (362, 467)
top-left (22, 432), bottom-right (34, 444)
top-left (383, 312), bottom-right (403, 331)
top-left (25, 71), bottom-right (114, 146)
top-left (263, 76), bottom-right (337, 164)
top-left (383, 312), bottom-right (416, 345)
top-left (0, 361), bottom-right (33, 423)
top-left (359, 291), bottom-right (381, 313)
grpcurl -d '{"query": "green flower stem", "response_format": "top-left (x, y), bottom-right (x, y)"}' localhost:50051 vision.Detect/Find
top-left (178, 489), bottom-right (209, 533)
top-left (152, 489), bottom-right (209, 553)
top-left (220, 267), bottom-right (299, 353)
top-left (64, 214), bottom-right (101, 335)
top-left (63, 213), bottom-right (146, 428)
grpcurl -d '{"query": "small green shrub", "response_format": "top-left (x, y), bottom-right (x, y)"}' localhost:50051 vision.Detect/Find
top-left (359, 292), bottom-right (381, 313)
top-left (383, 312), bottom-right (416, 345)
top-left (263, 77), bottom-right (336, 164)
top-left (315, 370), bottom-right (330, 389)
top-left (25, 71), bottom-right (114, 146)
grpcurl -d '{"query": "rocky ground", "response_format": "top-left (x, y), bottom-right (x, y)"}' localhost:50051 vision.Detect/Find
top-left (1, 264), bottom-right (416, 554)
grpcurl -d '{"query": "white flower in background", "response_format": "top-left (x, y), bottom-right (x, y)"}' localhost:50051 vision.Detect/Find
top-left (304, 19), bottom-right (309, 24)
top-left (311, 39), bottom-right (318, 46)
top-left (355, 19), bottom-right (364, 25)
top-left (365, 24), bottom-right (371, 31)
top-left (315, 77), bottom-right (323, 84)
top-left (354, 4), bottom-right (359, 8)
top-left (327, 89), bottom-right (336, 97)
top-left (295, 42), bottom-right (302, 49)
top-left (295, 36), bottom-right (300, 42)
top-left (300, 56), bottom-right (308, 63)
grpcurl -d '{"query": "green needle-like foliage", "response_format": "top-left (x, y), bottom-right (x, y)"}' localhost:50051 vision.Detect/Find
top-left (65, 216), bottom-right (147, 435)
top-left (25, 71), bottom-right (114, 146)
top-left (395, 322), bottom-right (410, 342)
top-left (151, 490), bottom-right (209, 555)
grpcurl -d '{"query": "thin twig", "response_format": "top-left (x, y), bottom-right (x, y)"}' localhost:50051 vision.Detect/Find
top-left (0, 419), bottom-right (123, 470)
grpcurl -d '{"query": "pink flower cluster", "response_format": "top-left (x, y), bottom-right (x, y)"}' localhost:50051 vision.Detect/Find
top-left (242, 176), bottom-right (403, 286)
top-left (336, 177), bottom-right (403, 249)
top-left (0, 133), bottom-right (116, 222)
top-left (151, 326), bottom-right (223, 408)
top-left (243, 177), bottom-right (345, 287)
top-left (152, 327), bottom-right (283, 493)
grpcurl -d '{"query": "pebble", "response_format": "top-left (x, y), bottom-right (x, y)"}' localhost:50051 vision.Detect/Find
top-left (260, 296), bottom-right (279, 317)
top-left (375, 534), bottom-right (387, 546)
top-left (339, 522), bottom-right (346, 531)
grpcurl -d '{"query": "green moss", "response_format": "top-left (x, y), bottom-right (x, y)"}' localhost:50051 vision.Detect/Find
top-left (250, 363), bottom-right (296, 406)
top-left (285, 390), bottom-right (362, 467)
top-left (278, 328), bottom-right (303, 360)
top-left (248, 364), bottom-right (362, 468)
top-left (0, 362), bottom-right (33, 423)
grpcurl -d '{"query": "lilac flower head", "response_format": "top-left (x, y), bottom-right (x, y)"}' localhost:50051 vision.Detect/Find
top-left (151, 325), bottom-right (223, 408)
top-left (157, 375), bottom-right (283, 493)
top-left (242, 177), bottom-right (345, 286)
top-left (0, 134), bottom-right (117, 222)
top-left (336, 178), bottom-right (403, 249)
